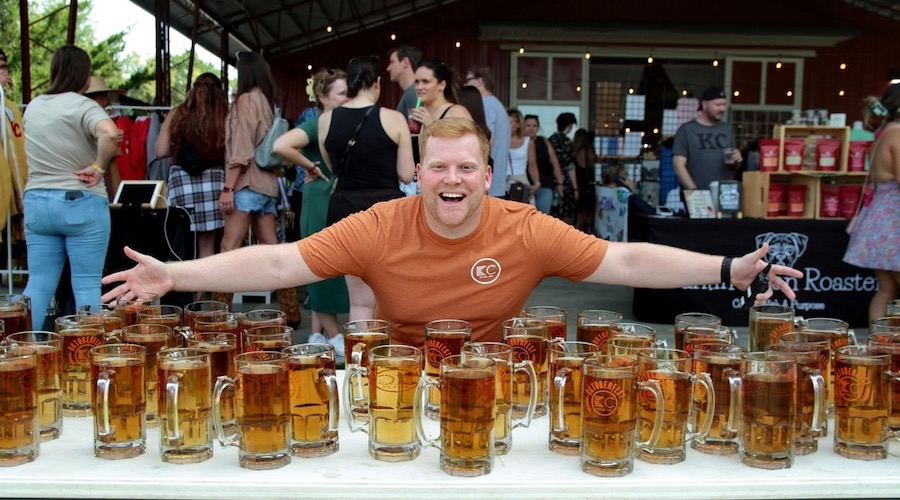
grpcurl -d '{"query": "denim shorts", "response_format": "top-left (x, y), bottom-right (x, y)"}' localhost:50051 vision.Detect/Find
top-left (233, 187), bottom-right (277, 217)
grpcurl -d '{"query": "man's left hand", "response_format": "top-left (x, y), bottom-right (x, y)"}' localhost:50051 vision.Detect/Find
top-left (730, 243), bottom-right (803, 303)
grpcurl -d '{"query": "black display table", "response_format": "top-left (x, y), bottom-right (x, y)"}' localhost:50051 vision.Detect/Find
top-left (629, 214), bottom-right (873, 327)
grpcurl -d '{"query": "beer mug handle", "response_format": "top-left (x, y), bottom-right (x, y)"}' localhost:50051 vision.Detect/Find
top-left (552, 366), bottom-right (572, 434)
top-left (804, 367), bottom-right (827, 434)
top-left (323, 369), bottom-right (340, 435)
top-left (174, 327), bottom-right (193, 347)
top-left (213, 375), bottom-right (238, 448)
top-left (95, 371), bottom-right (113, 438)
top-left (414, 377), bottom-right (440, 449)
top-left (165, 374), bottom-right (184, 446)
top-left (652, 339), bottom-right (667, 349)
top-left (342, 365), bottom-right (368, 433)
top-left (512, 360), bottom-right (537, 430)
top-left (103, 329), bottom-right (123, 343)
top-left (725, 368), bottom-right (741, 434)
top-left (636, 379), bottom-right (664, 450)
top-left (847, 329), bottom-right (857, 346)
top-left (691, 372), bottom-right (716, 440)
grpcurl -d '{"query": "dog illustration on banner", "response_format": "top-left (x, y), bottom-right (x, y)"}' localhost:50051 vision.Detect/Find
top-left (755, 232), bottom-right (809, 269)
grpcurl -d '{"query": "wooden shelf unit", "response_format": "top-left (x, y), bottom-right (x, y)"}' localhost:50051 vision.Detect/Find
top-left (743, 171), bottom-right (866, 220)
top-left (772, 125), bottom-right (851, 173)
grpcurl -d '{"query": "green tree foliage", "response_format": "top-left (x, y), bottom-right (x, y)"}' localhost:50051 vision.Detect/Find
top-left (1, 1), bottom-right (229, 106)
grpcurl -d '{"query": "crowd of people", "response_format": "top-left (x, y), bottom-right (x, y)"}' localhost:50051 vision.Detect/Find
top-left (4, 41), bottom-right (895, 339)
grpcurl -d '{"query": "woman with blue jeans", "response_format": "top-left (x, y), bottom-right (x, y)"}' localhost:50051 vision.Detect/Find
top-left (22, 45), bottom-right (118, 328)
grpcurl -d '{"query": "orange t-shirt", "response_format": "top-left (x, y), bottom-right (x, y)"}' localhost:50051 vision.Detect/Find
top-left (297, 196), bottom-right (607, 348)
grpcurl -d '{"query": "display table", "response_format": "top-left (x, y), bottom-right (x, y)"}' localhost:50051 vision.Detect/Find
top-left (630, 214), bottom-right (873, 327)
top-left (1, 372), bottom-right (898, 499)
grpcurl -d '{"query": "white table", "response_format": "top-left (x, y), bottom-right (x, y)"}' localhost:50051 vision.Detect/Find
top-left (1, 372), bottom-right (898, 499)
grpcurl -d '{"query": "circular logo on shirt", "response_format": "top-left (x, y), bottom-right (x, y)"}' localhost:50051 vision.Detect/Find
top-left (470, 258), bottom-right (501, 285)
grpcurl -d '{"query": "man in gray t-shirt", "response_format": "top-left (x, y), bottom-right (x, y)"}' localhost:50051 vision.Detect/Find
top-left (387, 45), bottom-right (421, 118)
top-left (672, 86), bottom-right (742, 191)
top-left (465, 65), bottom-right (510, 197)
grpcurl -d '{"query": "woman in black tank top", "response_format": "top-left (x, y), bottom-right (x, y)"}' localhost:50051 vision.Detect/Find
top-left (318, 55), bottom-right (415, 321)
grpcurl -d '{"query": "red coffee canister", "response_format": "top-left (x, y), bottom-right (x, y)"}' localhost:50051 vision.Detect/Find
top-left (839, 184), bottom-right (862, 219)
top-left (768, 183), bottom-right (787, 217)
top-left (820, 184), bottom-right (841, 218)
top-left (787, 184), bottom-right (807, 217)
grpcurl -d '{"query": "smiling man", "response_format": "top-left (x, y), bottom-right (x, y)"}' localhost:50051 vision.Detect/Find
top-left (103, 118), bottom-right (802, 347)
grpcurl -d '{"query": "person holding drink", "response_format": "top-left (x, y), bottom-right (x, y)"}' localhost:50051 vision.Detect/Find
top-left (102, 118), bottom-right (802, 348)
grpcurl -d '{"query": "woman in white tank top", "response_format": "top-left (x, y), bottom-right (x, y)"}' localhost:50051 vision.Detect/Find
top-left (507, 108), bottom-right (539, 200)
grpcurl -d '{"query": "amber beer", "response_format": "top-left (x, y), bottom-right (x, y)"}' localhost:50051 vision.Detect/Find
top-left (549, 341), bottom-right (599, 455)
top-left (214, 352), bottom-right (291, 470)
top-left (833, 346), bottom-right (893, 460)
top-left (739, 352), bottom-right (796, 469)
top-left (0, 346), bottom-right (38, 466)
top-left (674, 312), bottom-right (722, 351)
top-left (59, 326), bottom-right (105, 416)
top-left (576, 309), bottom-right (622, 353)
top-left (344, 326), bottom-right (390, 423)
top-left (121, 324), bottom-right (175, 425)
top-left (115, 292), bottom-right (160, 326)
top-left (504, 334), bottom-right (549, 418)
top-left (91, 344), bottom-right (147, 459)
top-left (439, 359), bottom-right (495, 476)
top-left (424, 320), bottom-right (472, 417)
top-left (284, 344), bottom-right (339, 457)
top-left (239, 309), bottom-right (286, 354)
top-left (523, 306), bottom-right (568, 339)
top-left (345, 345), bottom-right (421, 461)
top-left (690, 345), bottom-right (743, 455)
top-left (682, 325), bottom-right (734, 357)
top-left (157, 349), bottom-right (213, 464)
top-left (77, 304), bottom-right (124, 334)
top-left (243, 326), bottom-right (293, 353)
top-left (460, 342), bottom-right (536, 455)
top-left (748, 305), bottom-right (794, 352)
top-left (580, 356), bottom-right (663, 477)
top-left (0, 294), bottom-right (32, 340)
top-left (5, 332), bottom-right (63, 442)
top-left (607, 323), bottom-right (658, 354)
top-left (867, 331), bottom-right (900, 433)
top-left (183, 300), bottom-right (229, 333)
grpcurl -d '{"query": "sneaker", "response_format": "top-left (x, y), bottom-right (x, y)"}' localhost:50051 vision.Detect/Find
top-left (307, 331), bottom-right (327, 344)
top-left (328, 333), bottom-right (345, 358)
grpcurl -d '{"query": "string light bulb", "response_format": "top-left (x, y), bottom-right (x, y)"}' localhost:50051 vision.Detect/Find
top-left (390, 33), bottom-right (396, 41)
top-left (713, 59), bottom-right (719, 67)
top-left (839, 63), bottom-right (847, 70)
top-left (682, 89), bottom-right (687, 96)
top-left (839, 90), bottom-right (845, 96)
top-left (628, 88), bottom-right (634, 94)
top-left (775, 60), bottom-right (783, 69)
top-left (585, 51), bottom-right (591, 59)
top-left (521, 82), bottom-right (527, 89)
top-left (647, 55), bottom-right (654, 64)
top-left (786, 90), bottom-right (793, 97)
top-left (307, 64), bottom-right (312, 71)
top-left (519, 47), bottom-right (525, 54)
top-left (455, 41), bottom-right (461, 48)
top-left (733, 90), bottom-right (740, 97)
top-left (326, 25), bottom-right (333, 33)
top-left (576, 85), bottom-right (582, 92)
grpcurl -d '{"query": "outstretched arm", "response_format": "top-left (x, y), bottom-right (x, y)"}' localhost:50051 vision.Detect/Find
top-left (101, 243), bottom-right (323, 303)
top-left (586, 242), bottom-right (802, 303)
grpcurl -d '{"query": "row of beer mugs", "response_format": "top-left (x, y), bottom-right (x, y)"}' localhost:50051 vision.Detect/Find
top-left (0, 300), bottom-right (294, 462)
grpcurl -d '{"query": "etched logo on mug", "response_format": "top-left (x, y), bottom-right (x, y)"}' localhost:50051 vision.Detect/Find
top-left (836, 366), bottom-right (872, 403)
top-left (586, 379), bottom-right (625, 417)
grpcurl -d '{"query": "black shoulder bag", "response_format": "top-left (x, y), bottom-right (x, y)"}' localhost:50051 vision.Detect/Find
top-left (336, 105), bottom-right (376, 178)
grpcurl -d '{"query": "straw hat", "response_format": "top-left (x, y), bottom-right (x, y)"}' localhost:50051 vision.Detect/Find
top-left (85, 76), bottom-right (124, 96)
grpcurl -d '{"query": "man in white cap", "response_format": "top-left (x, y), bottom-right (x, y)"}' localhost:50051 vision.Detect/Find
top-left (672, 86), bottom-right (742, 192)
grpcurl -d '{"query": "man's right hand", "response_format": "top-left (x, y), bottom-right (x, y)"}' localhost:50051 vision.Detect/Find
top-left (101, 246), bottom-right (175, 304)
